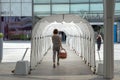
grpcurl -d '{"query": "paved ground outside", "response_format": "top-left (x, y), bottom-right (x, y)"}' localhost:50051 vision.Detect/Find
top-left (0, 41), bottom-right (120, 80)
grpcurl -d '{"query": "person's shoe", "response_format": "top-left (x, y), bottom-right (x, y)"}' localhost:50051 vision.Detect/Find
top-left (57, 62), bottom-right (59, 66)
top-left (11, 70), bottom-right (15, 73)
top-left (53, 64), bottom-right (56, 68)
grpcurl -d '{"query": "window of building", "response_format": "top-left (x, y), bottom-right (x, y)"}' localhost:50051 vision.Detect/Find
top-left (90, 0), bottom-right (103, 3)
top-left (52, 4), bottom-right (69, 14)
top-left (22, 3), bottom-right (32, 16)
top-left (11, 3), bottom-right (21, 16)
top-left (34, 0), bottom-right (50, 3)
top-left (52, 0), bottom-right (69, 3)
top-left (90, 3), bottom-right (103, 13)
top-left (71, 4), bottom-right (89, 14)
top-left (34, 5), bottom-right (50, 16)
top-left (0, 0), bottom-right (10, 2)
top-left (22, 0), bottom-right (32, 2)
top-left (115, 3), bottom-right (120, 15)
top-left (71, 0), bottom-right (89, 3)
top-left (11, 0), bottom-right (21, 2)
top-left (115, 0), bottom-right (120, 2)
top-left (0, 3), bottom-right (10, 16)
top-left (115, 3), bottom-right (120, 11)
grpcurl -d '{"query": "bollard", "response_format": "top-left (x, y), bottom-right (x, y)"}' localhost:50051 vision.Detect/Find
top-left (14, 60), bottom-right (30, 75)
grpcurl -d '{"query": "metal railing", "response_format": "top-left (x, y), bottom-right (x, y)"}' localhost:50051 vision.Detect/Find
top-left (21, 48), bottom-right (29, 61)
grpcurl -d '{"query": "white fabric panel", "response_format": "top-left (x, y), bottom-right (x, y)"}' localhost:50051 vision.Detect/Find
top-left (30, 38), bottom-right (37, 69)
top-left (38, 38), bottom-right (42, 62)
top-left (64, 14), bottom-right (82, 23)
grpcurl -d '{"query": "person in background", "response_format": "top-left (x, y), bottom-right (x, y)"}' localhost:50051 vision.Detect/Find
top-left (52, 29), bottom-right (63, 68)
top-left (96, 33), bottom-right (103, 51)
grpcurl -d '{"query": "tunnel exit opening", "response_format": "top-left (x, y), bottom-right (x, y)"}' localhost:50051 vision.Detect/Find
top-left (59, 31), bottom-right (66, 42)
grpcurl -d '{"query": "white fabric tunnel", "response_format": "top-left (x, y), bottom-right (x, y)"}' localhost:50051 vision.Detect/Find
top-left (30, 14), bottom-right (95, 72)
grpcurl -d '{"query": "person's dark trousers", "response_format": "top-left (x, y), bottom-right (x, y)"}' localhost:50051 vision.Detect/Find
top-left (53, 49), bottom-right (59, 63)
top-left (97, 43), bottom-right (101, 51)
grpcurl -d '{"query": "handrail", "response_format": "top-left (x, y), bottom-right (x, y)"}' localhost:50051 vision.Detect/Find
top-left (21, 48), bottom-right (29, 61)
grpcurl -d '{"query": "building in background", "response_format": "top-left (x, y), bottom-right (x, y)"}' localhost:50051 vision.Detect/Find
top-left (0, 0), bottom-right (32, 40)
top-left (0, 0), bottom-right (120, 42)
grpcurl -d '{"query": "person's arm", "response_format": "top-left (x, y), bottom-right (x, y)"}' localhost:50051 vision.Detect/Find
top-left (100, 35), bottom-right (103, 40)
top-left (96, 35), bottom-right (99, 39)
top-left (100, 35), bottom-right (103, 42)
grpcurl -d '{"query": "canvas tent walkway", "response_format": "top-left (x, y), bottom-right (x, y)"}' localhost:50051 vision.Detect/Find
top-left (30, 14), bottom-right (96, 75)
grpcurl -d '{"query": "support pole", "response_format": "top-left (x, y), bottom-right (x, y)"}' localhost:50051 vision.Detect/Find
top-left (0, 38), bottom-right (3, 63)
top-left (103, 0), bottom-right (115, 79)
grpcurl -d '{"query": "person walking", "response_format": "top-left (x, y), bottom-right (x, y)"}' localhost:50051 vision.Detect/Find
top-left (52, 29), bottom-right (62, 68)
top-left (96, 33), bottom-right (103, 51)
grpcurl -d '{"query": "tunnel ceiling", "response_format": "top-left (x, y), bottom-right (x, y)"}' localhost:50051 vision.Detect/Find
top-left (32, 14), bottom-right (94, 38)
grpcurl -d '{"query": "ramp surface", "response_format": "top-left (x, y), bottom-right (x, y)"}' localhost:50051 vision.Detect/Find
top-left (31, 44), bottom-right (93, 76)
